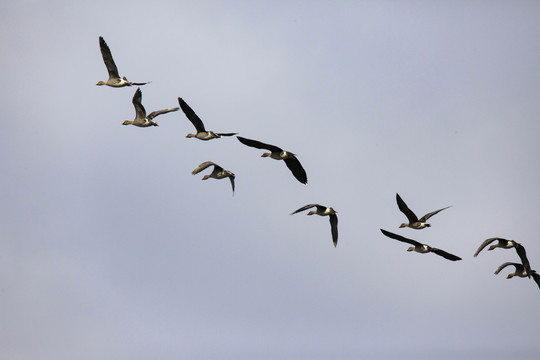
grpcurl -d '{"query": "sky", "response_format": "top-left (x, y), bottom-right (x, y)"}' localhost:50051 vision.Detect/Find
top-left (1, 1), bottom-right (540, 359)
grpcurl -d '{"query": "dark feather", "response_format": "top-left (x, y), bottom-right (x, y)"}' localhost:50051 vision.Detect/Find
top-left (515, 244), bottom-right (531, 278)
top-left (431, 248), bottom-right (462, 261)
top-left (132, 88), bottom-right (146, 118)
top-left (291, 204), bottom-right (318, 215)
top-left (396, 193), bottom-right (419, 223)
top-left (99, 36), bottom-right (120, 79)
top-left (236, 136), bottom-right (282, 153)
top-left (329, 214), bottom-right (338, 247)
top-left (178, 98), bottom-right (206, 132)
top-left (284, 156), bottom-right (308, 184)
top-left (380, 229), bottom-right (422, 247)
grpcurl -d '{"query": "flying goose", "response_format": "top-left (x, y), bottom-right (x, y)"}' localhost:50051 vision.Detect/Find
top-left (291, 204), bottom-right (338, 247)
top-left (178, 98), bottom-right (237, 140)
top-left (192, 161), bottom-right (235, 195)
top-left (96, 37), bottom-right (150, 87)
top-left (494, 262), bottom-right (540, 289)
top-left (122, 88), bottom-right (179, 127)
top-left (474, 237), bottom-right (531, 278)
top-left (380, 229), bottom-right (462, 261)
top-left (396, 193), bottom-right (450, 229)
top-left (237, 136), bottom-right (307, 184)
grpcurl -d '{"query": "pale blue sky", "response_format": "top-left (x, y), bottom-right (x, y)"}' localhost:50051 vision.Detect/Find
top-left (1, 1), bottom-right (539, 359)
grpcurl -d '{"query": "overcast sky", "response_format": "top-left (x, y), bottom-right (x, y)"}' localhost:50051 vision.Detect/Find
top-left (1, 1), bottom-right (540, 359)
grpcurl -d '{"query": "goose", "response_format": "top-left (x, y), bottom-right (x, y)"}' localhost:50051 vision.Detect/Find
top-left (291, 204), bottom-right (338, 247)
top-left (122, 88), bottom-right (179, 127)
top-left (474, 237), bottom-right (531, 278)
top-left (237, 136), bottom-right (307, 184)
top-left (380, 229), bottom-right (462, 261)
top-left (178, 98), bottom-right (237, 140)
top-left (494, 262), bottom-right (540, 289)
top-left (96, 37), bottom-right (150, 87)
top-left (396, 193), bottom-right (450, 229)
top-left (192, 161), bottom-right (235, 195)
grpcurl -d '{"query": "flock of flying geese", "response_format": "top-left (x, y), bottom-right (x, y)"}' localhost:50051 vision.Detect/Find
top-left (96, 36), bottom-right (539, 292)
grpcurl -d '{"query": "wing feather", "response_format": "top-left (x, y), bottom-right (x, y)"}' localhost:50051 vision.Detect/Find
top-left (396, 193), bottom-right (419, 223)
top-left (284, 156), bottom-right (308, 184)
top-left (291, 204), bottom-right (318, 215)
top-left (431, 248), bottom-right (462, 261)
top-left (132, 88), bottom-right (146, 118)
top-left (515, 244), bottom-right (531, 278)
top-left (494, 262), bottom-right (519, 275)
top-left (147, 107), bottom-right (179, 120)
top-left (419, 206), bottom-right (451, 222)
top-left (178, 98), bottom-right (206, 132)
top-left (99, 36), bottom-right (120, 79)
top-left (380, 229), bottom-right (422, 247)
top-left (329, 214), bottom-right (338, 247)
top-left (192, 161), bottom-right (216, 175)
top-left (236, 136), bottom-right (282, 152)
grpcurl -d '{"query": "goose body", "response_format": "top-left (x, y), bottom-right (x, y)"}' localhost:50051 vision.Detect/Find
top-left (237, 136), bottom-right (307, 184)
top-left (396, 193), bottom-right (450, 229)
top-left (380, 229), bottom-right (462, 261)
top-left (123, 88), bottom-right (179, 127)
top-left (494, 262), bottom-right (540, 289)
top-left (291, 204), bottom-right (338, 247)
top-left (178, 98), bottom-right (237, 140)
top-left (192, 161), bottom-right (235, 195)
top-left (97, 37), bottom-right (150, 87)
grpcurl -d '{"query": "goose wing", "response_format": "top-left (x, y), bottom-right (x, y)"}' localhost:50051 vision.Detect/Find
top-left (531, 272), bottom-right (540, 290)
top-left (178, 98), bottom-right (206, 132)
top-left (216, 132), bottom-right (238, 137)
top-left (228, 175), bottom-right (235, 195)
top-left (494, 262), bottom-right (520, 275)
top-left (132, 88), bottom-right (146, 118)
top-left (474, 237), bottom-right (504, 257)
top-left (419, 206), bottom-right (451, 222)
top-left (291, 204), bottom-right (318, 215)
top-left (147, 107), bottom-right (179, 120)
top-left (430, 248), bottom-right (462, 261)
top-left (99, 36), bottom-right (120, 79)
top-left (284, 156), bottom-right (308, 184)
top-left (396, 193), bottom-right (419, 223)
top-left (130, 81), bottom-right (151, 86)
top-left (236, 136), bottom-right (282, 153)
top-left (192, 161), bottom-right (217, 175)
top-left (380, 229), bottom-right (422, 247)
top-left (515, 244), bottom-right (531, 278)
top-left (329, 214), bottom-right (338, 248)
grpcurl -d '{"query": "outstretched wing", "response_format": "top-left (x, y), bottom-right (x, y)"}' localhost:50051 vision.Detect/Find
top-left (515, 244), bottom-right (531, 278)
top-left (216, 132), bottom-right (238, 137)
top-left (178, 98), bottom-right (206, 132)
top-left (192, 161), bottom-right (216, 175)
top-left (531, 272), bottom-right (540, 290)
top-left (284, 156), bottom-right (308, 184)
top-left (130, 81), bottom-right (151, 86)
top-left (494, 262), bottom-right (520, 275)
top-left (473, 238), bottom-right (501, 257)
top-left (132, 88), bottom-right (146, 118)
top-left (228, 175), bottom-right (235, 195)
top-left (431, 248), bottom-right (462, 261)
top-left (380, 229), bottom-right (422, 247)
top-left (419, 206), bottom-right (451, 222)
top-left (396, 193), bottom-right (419, 223)
top-left (291, 204), bottom-right (318, 215)
top-left (329, 214), bottom-right (338, 248)
top-left (236, 136), bottom-right (282, 153)
top-left (147, 107), bottom-right (179, 120)
top-left (99, 36), bottom-right (120, 79)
